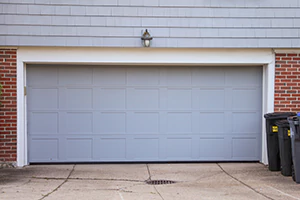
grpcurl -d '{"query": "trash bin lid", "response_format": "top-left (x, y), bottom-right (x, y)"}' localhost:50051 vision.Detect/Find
top-left (275, 119), bottom-right (290, 128)
top-left (264, 112), bottom-right (296, 119)
top-left (288, 116), bottom-right (299, 125)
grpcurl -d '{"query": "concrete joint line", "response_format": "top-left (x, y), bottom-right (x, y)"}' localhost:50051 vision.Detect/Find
top-left (32, 177), bottom-right (144, 183)
top-left (195, 171), bottom-right (224, 182)
top-left (154, 186), bottom-right (165, 200)
top-left (88, 188), bottom-right (132, 192)
top-left (216, 163), bottom-right (274, 200)
top-left (146, 164), bottom-right (152, 181)
top-left (266, 186), bottom-right (300, 200)
top-left (146, 164), bottom-right (165, 200)
top-left (38, 164), bottom-right (76, 200)
top-left (20, 179), bottom-right (32, 188)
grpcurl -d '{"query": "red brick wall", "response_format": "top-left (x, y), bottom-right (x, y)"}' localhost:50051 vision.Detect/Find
top-left (275, 53), bottom-right (300, 112)
top-left (0, 49), bottom-right (17, 163)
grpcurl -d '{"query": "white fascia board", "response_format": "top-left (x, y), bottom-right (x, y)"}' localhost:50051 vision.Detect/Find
top-left (274, 49), bottom-right (300, 54)
top-left (0, 47), bottom-right (18, 49)
top-left (18, 47), bottom-right (273, 65)
top-left (17, 47), bottom-right (274, 166)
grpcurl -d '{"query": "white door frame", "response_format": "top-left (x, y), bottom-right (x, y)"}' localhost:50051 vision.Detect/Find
top-left (17, 47), bottom-right (275, 167)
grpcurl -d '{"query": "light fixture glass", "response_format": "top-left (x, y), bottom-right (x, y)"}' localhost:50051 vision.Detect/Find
top-left (141, 29), bottom-right (153, 47)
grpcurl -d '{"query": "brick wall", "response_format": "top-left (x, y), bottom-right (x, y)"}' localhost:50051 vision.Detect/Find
top-left (275, 53), bottom-right (300, 112)
top-left (0, 49), bottom-right (17, 164)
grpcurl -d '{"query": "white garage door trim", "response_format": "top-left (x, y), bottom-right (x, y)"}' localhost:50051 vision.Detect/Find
top-left (17, 47), bottom-right (275, 167)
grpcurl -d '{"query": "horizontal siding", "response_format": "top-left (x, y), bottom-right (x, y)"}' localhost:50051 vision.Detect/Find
top-left (1, 0), bottom-right (300, 7)
top-left (0, 0), bottom-right (300, 48)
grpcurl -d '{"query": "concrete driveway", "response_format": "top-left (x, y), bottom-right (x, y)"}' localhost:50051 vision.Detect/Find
top-left (0, 163), bottom-right (299, 200)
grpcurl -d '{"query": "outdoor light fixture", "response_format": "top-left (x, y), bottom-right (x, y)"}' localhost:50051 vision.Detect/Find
top-left (141, 29), bottom-right (153, 47)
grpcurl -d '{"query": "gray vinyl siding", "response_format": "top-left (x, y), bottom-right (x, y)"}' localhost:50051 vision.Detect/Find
top-left (1, 0), bottom-right (300, 48)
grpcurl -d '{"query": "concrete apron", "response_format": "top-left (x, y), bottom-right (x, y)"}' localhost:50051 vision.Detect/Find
top-left (0, 163), bottom-right (299, 200)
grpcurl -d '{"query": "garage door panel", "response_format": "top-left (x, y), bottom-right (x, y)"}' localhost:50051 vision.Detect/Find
top-left (127, 112), bottom-right (159, 133)
top-left (66, 112), bottom-right (93, 133)
top-left (199, 137), bottom-right (227, 159)
top-left (93, 67), bottom-right (127, 85)
top-left (232, 137), bottom-right (258, 159)
top-left (167, 89), bottom-right (192, 110)
top-left (59, 67), bottom-right (93, 85)
top-left (29, 112), bottom-right (58, 134)
top-left (127, 88), bottom-right (160, 110)
top-left (232, 112), bottom-right (261, 134)
top-left (27, 67), bottom-right (58, 86)
top-left (28, 88), bottom-right (58, 110)
top-left (94, 88), bottom-right (126, 110)
top-left (166, 68), bottom-right (192, 86)
top-left (29, 138), bottom-right (59, 162)
top-left (66, 88), bottom-right (93, 110)
top-left (94, 112), bottom-right (126, 133)
top-left (226, 68), bottom-right (261, 86)
top-left (93, 138), bottom-right (126, 160)
top-left (127, 67), bottom-right (160, 86)
top-left (28, 65), bottom-right (262, 162)
top-left (232, 89), bottom-right (261, 111)
top-left (166, 138), bottom-right (192, 159)
top-left (192, 68), bottom-right (225, 86)
top-left (66, 138), bottom-right (92, 160)
top-left (199, 89), bottom-right (225, 110)
top-left (199, 113), bottom-right (225, 134)
top-left (132, 138), bottom-right (159, 160)
top-left (167, 112), bottom-right (192, 133)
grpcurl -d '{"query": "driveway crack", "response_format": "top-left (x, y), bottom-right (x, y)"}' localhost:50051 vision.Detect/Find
top-left (154, 186), bottom-right (165, 200)
top-left (32, 177), bottom-right (143, 183)
top-left (146, 164), bottom-right (165, 200)
top-left (146, 164), bottom-right (152, 181)
top-left (217, 163), bottom-right (274, 200)
top-left (39, 164), bottom-right (76, 200)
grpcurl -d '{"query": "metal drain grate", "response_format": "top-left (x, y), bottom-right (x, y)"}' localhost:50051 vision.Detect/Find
top-left (146, 180), bottom-right (176, 185)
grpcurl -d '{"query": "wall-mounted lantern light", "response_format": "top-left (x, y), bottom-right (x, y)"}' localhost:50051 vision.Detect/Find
top-left (141, 29), bottom-right (153, 47)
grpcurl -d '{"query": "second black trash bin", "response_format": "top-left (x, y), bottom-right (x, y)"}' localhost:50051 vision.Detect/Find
top-left (276, 120), bottom-right (292, 176)
top-left (288, 116), bottom-right (300, 183)
top-left (264, 112), bottom-right (296, 171)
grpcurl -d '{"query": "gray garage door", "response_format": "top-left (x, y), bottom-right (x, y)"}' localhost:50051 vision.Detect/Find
top-left (27, 65), bottom-right (262, 163)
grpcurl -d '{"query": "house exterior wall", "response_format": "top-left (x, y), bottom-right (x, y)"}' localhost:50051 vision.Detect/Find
top-left (0, 48), bottom-right (17, 166)
top-left (274, 53), bottom-right (300, 112)
top-left (1, 0), bottom-right (300, 48)
top-left (3, 47), bottom-right (300, 165)
top-left (0, 0), bottom-right (299, 166)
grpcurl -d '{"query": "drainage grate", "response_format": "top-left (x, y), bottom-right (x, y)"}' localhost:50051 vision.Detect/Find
top-left (146, 180), bottom-right (176, 185)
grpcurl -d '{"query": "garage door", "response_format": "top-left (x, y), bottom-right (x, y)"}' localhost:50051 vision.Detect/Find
top-left (27, 65), bottom-right (262, 163)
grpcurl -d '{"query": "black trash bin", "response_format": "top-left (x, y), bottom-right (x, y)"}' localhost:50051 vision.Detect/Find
top-left (288, 115), bottom-right (300, 183)
top-left (276, 120), bottom-right (292, 176)
top-left (264, 112), bottom-right (296, 171)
